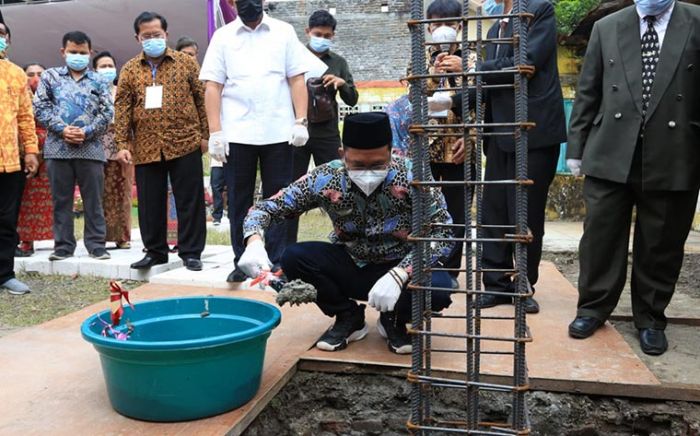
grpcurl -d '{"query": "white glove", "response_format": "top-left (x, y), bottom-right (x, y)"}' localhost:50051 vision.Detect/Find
top-left (238, 239), bottom-right (272, 279)
top-left (368, 267), bottom-right (409, 312)
top-left (427, 93), bottom-right (453, 113)
top-left (566, 159), bottom-right (582, 177)
top-left (289, 124), bottom-right (309, 147)
top-left (209, 131), bottom-right (228, 163)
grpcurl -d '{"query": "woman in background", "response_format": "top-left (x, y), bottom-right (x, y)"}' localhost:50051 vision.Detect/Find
top-left (16, 63), bottom-right (53, 257)
top-left (94, 51), bottom-right (132, 249)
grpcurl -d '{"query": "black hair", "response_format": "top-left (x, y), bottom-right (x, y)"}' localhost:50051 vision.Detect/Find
top-left (23, 63), bottom-right (46, 72)
top-left (0, 23), bottom-right (10, 39)
top-left (62, 31), bottom-right (92, 49)
top-left (175, 36), bottom-right (198, 52)
top-left (308, 10), bottom-right (337, 31)
top-left (92, 51), bottom-right (116, 69)
top-left (133, 11), bottom-right (168, 34)
top-left (426, 0), bottom-right (461, 19)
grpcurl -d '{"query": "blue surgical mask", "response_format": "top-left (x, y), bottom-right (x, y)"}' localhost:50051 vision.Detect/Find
top-left (98, 67), bottom-right (117, 83)
top-left (634, 0), bottom-right (674, 16)
top-left (309, 35), bottom-right (333, 53)
top-left (142, 38), bottom-right (167, 58)
top-left (483, 0), bottom-right (504, 16)
top-left (0, 37), bottom-right (7, 53)
top-left (66, 54), bottom-right (90, 72)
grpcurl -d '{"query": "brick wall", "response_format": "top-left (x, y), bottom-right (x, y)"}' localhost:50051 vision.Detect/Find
top-left (268, 0), bottom-right (413, 82)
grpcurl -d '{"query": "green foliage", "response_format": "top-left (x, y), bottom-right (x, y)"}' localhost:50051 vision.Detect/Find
top-left (553, 0), bottom-right (601, 36)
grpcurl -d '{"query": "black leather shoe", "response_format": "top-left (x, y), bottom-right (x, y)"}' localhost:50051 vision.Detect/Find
top-left (226, 269), bottom-right (248, 283)
top-left (130, 255), bottom-right (168, 270)
top-left (639, 328), bottom-right (668, 356)
top-left (568, 316), bottom-right (603, 339)
top-left (522, 296), bottom-right (540, 314)
top-left (184, 258), bottom-right (203, 271)
top-left (479, 293), bottom-right (512, 308)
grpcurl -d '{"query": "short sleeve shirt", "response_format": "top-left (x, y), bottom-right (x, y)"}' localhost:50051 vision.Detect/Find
top-left (199, 14), bottom-right (320, 145)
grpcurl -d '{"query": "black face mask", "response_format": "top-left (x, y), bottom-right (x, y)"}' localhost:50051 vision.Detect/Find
top-left (237, 0), bottom-right (264, 24)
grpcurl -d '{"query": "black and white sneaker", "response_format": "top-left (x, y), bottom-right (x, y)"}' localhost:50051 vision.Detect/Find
top-left (316, 305), bottom-right (368, 352)
top-left (377, 312), bottom-right (412, 355)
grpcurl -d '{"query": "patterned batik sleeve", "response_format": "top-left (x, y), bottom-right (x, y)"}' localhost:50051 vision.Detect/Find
top-left (32, 72), bottom-right (66, 135)
top-left (17, 85), bottom-right (38, 155)
top-left (114, 65), bottom-right (134, 151)
top-left (243, 170), bottom-right (323, 240)
top-left (398, 187), bottom-right (455, 273)
top-left (83, 80), bottom-right (114, 139)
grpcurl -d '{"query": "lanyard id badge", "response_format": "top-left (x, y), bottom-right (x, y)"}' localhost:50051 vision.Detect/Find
top-left (145, 85), bottom-right (163, 109)
top-left (145, 61), bottom-right (163, 110)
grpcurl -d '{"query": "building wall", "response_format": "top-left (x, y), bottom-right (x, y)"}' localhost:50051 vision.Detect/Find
top-left (268, 0), bottom-right (412, 82)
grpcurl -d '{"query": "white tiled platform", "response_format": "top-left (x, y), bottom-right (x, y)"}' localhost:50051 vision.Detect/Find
top-left (15, 235), bottom-right (231, 281)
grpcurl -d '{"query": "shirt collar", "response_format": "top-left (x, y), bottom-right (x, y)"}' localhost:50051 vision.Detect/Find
top-left (232, 13), bottom-right (271, 34)
top-left (139, 47), bottom-right (175, 65)
top-left (58, 66), bottom-right (95, 81)
top-left (636, 1), bottom-right (675, 23)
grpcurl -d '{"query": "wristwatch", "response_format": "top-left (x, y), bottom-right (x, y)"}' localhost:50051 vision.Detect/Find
top-left (295, 117), bottom-right (309, 127)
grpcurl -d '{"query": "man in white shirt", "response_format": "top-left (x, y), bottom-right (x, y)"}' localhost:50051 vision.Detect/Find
top-left (200, 0), bottom-right (317, 282)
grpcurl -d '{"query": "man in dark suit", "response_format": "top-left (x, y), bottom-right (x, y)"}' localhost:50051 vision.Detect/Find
top-left (434, 0), bottom-right (567, 313)
top-left (566, 0), bottom-right (700, 355)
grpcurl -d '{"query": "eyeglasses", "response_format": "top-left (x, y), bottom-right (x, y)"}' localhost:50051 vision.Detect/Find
top-left (140, 33), bottom-right (165, 41)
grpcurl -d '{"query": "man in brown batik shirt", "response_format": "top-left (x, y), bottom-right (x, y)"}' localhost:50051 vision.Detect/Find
top-left (115, 11), bottom-right (208, 272)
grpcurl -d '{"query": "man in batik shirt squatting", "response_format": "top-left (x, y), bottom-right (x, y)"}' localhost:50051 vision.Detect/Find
top-left (238, 112), bottom-right (455, 355)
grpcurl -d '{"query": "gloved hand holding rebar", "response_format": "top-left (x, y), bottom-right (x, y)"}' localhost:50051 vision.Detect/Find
top-left (427, 93), bottom-right (453, 113)
top-left (368, 267), bottom-right (409, 312)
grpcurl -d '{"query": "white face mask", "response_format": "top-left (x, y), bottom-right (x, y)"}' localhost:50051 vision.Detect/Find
top-left (348, 169), bottom-right (389, 196)
top-left (431, 25), bottom-right (458, 52)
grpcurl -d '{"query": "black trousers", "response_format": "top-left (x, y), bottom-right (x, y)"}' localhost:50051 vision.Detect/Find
top-left (577, 165), bottom-right (699, 329)
top-left (0, 171), bottom-right (26, 284)
top-left (281, 242), bottom-right (453, 324)
top-left (210, 166), bottom-right (225, 221)
top-left (431, 162), bottom-right (475, 278)
top-left (135, 150), bottom-right (206, 261)
top-left (225, 142), bottom-right (293, 266)
top-left (482, 145), bottom-right (560, 293)
top-left (288, 135), bottom-right (341, 244)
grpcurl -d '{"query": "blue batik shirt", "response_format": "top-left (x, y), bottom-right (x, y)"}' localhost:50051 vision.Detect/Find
top-left (33, 67), bottom-right (114, 162)
top-left (243, 156), bottom-right (454, 273)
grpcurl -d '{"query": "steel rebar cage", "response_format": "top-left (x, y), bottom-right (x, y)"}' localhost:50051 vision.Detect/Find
top-left (406, 0), bottom-right (532, 434)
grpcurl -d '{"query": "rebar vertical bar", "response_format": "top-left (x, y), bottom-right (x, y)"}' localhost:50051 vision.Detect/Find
top-left (409, 0), bottom-right (427, 433)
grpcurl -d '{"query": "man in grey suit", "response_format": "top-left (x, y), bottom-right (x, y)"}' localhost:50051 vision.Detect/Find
top-left (567, 0), bottom-right (700, 355)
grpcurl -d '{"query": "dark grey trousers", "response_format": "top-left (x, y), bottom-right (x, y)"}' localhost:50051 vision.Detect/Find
top-left (46, 159), bottom-right (106, 254)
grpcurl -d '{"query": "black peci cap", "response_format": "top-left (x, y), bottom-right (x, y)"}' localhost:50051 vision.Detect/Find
top-left (342, 112), bottom-right (393, 149)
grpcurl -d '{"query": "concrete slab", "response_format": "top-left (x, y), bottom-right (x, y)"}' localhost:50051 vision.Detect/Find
top-left (0, 284), bottom-right (331, 436)
top-left (14, 237), bottom-right (231, 281)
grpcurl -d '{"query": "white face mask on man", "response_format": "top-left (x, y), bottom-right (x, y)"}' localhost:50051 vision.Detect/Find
top-left (347, 169), bottom-right (389, 196)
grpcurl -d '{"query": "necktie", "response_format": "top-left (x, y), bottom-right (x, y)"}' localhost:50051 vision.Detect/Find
top-left (641, 15), bottom-right (659, 118)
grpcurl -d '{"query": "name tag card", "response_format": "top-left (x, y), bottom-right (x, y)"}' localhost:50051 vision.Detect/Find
top-left (145, 85), bottom-right (163, 109)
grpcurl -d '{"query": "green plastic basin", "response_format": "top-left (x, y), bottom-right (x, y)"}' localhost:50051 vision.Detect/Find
top-left (81, 296), bottom-right (281, 422)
